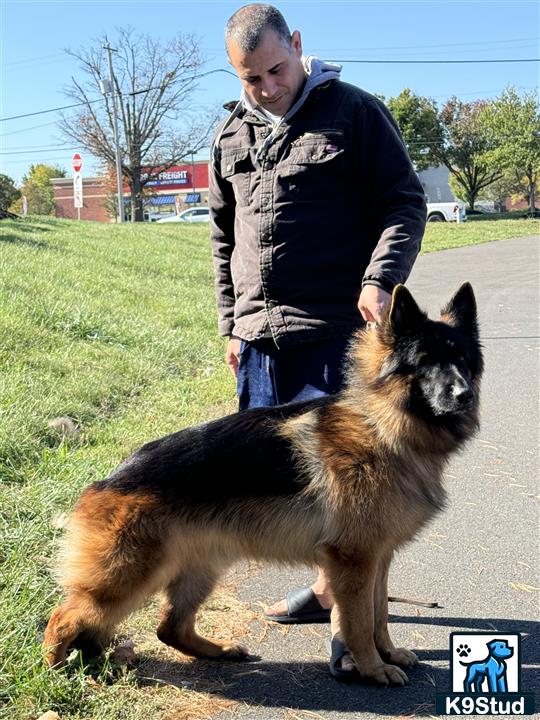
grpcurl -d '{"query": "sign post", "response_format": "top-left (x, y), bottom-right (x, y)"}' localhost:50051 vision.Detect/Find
top-left (73, 154), bottom-right (83, 220)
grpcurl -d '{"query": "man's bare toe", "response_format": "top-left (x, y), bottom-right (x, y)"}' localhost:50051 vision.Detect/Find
top-left (264, 599), bottom-right (288, 617)
top-left (340, 652), bottom-right (356, 672)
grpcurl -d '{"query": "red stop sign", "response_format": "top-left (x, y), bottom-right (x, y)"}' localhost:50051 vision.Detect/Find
top-left (73, 153), bottom-right (82, 172)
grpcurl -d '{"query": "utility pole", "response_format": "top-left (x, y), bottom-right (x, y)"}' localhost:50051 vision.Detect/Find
top-left (190, 149), bottom-right (196, 204)
top-left (103, 45), bottom-right (124, 223)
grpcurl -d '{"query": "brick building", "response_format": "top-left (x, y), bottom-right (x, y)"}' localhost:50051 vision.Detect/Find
top-left (52, 160), bottom-right (210, 222)
top-left (52, 176), bottom-right (109, 222)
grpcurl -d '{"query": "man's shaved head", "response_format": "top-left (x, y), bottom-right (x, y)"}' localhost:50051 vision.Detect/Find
top-left (225, 4), bottom-right (292, 54)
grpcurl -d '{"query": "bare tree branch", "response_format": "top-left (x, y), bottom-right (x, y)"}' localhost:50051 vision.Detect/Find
top-left (59, 29), bottom-right (220, 220)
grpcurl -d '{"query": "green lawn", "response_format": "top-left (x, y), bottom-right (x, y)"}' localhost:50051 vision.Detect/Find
top-left (0, 214), bottom-right (538, 719)
top-left (422, 212), bottom-right (539, 252)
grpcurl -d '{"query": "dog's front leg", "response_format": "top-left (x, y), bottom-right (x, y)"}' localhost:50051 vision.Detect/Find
top-left (323, 548), bottom-right (408, 686)
top-left (373, 551), bottom-right (418, 669)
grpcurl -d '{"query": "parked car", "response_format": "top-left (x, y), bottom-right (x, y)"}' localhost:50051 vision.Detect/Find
top-left (156, 207), bottom-right (210, 223)
top-left (426, 201), bottom-right (467, 223)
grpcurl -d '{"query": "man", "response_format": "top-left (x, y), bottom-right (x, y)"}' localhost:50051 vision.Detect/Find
top-left (209, 4), bottom-right (426, 677)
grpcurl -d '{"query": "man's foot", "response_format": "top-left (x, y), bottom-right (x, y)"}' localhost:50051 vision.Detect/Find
top-left (265, 586), bottom-right (333, 624)
top-left (328, 638), bottom-right (409, 685)
top-left (327, 637), bottom-right (358, 681)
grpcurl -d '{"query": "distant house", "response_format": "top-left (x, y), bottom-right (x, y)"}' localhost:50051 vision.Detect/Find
top-left (417, 165), bottom-right (454, 203)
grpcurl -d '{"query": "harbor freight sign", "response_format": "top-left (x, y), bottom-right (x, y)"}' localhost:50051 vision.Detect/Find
top-left (435, 632), bottom-right (535, 715)
top-left (141, 169), bottom-right (189, 186)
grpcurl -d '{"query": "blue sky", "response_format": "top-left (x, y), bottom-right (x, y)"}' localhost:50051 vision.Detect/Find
top-left (1, 0), bottom-right (538, 183)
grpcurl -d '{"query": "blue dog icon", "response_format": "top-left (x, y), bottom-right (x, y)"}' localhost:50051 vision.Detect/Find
top-left (460, 639), bottom-right (514, 692)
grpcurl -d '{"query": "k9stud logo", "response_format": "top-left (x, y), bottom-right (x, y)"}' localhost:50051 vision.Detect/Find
top-left (451, 633), bottom-right (519, 693)
top-left (436, 632), bottom-right (535, 715)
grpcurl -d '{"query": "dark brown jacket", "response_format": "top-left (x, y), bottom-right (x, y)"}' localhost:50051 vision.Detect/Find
top-left (210, 79), bottom-right (426, 347)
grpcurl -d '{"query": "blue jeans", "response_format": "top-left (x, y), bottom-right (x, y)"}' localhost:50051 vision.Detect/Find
top-left (236, 336), bottom-right (351, 410)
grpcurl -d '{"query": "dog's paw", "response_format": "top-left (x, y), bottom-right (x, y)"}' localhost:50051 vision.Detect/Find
top-left (362, 663), bottom-right (408, 687)
top-left (457, 643), bottom-right (471, 658)
top-left (218, 642), bottom-right (249, 660)
top-left (385, 647), bottom-right (418, 668)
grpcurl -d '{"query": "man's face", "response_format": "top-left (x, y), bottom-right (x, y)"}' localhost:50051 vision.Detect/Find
top-left (227, 29), bottom-right (305, 117)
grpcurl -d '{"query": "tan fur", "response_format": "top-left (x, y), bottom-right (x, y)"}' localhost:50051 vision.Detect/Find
top-left (44, 288), bottom-right (481, 687)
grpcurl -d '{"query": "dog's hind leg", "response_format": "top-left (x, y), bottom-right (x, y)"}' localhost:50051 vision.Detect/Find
top-left (156, 566), bottom-right (248, 660)
top-left (323, 548), bottom-right (408, 686)
top-left (44, 592), bottom-right (117, 667)
top-left (44, 488), bottom-right (173, 667)
top-left (373, 551), bottom-right (418, 669)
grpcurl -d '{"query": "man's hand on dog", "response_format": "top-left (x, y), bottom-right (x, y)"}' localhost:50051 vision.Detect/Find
top-left (226, 337), bottom-right (242, 377)
top-left (226, 287), bottom-right (391, 377)
top-left (358, 285), bottom-right (391, 324)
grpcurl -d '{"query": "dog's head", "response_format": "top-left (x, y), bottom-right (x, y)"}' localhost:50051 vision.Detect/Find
top-left (381, 282), bottom-right (483, 419)
top-left (487, 639), bottom-right (514, 660)
top-left (351, 283), bottom-right (483, 441)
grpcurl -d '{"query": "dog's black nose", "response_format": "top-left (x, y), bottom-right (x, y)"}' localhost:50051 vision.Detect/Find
top-left (454, 385), bottom-right (473, 406)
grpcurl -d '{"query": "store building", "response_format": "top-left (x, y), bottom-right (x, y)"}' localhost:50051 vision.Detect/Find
top-left (52, 159), bottom-right (209, 222)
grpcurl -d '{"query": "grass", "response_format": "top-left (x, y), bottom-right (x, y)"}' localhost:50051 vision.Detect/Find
top-left (421, 211), bottom-right (539, 253)
top-left (0, 213), bottom-right (538, 719)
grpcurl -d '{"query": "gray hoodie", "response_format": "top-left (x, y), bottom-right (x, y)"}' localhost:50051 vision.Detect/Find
top-left (213, 56), bottom-right (342, 164)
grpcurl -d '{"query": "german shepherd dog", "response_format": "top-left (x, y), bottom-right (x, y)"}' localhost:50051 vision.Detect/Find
top-left (44, 283), bottom-right (483, 686)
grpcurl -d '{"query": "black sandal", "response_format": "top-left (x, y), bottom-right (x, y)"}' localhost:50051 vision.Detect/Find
top-left (264, 586), bottom-right (331, 624)
top-left (327, 637), bottom-right (360, 682)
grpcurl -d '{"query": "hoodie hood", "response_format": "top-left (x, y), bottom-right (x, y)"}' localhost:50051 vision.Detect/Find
top-left (212, 56), bottom-right (341, 166)
top-left (241, 55), bottom-right (342, 124)
top-left (242, 56), bottom-right (342, 161)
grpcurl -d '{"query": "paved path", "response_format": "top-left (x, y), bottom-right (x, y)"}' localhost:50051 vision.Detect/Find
top-left (205, 236), bottom-right (539, 719)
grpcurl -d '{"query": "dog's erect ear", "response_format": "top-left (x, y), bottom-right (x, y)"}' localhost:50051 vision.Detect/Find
top-left (388, 284), bottom-right (427, 336)
top-left (441, 282), bottom-right (478, 335)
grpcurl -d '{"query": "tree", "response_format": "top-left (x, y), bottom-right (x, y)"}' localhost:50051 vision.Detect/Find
top-left (0, 174), bottom-right (20, 212)
top-left (430, 98), bottom-right (502, 211)
top-left (17, 164), bottom-right (66, 215)
top-left (385, 89), bottom-right (441, 171)
top-left (481, 87), bottom-right (540, 216)
top-left (60, 28), bottom-right (220, 221)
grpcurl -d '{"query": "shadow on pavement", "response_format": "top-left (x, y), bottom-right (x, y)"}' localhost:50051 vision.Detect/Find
top-left (135, 615), bottom-right (538, 715)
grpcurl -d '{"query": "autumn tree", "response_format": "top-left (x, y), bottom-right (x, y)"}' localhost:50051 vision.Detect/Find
top-left (429, 98), bottom-right (502, 211)
top-left (60, 28), bottom-right (220, 221)
top-left (481, 87), bottom-right (540, 216)
top-left (0, 174), bottom-right (20, 212)
top-left (17, 164), bottom-right (66, 215)
top-left (385, 89), bottom-right (441, 171)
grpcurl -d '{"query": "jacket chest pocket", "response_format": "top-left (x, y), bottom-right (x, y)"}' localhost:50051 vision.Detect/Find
top-left (221, 147), bottom-right (252, 206)
top-left (279, 130), bottom-right (346, 195)
top-left (286, 130), bottom-right (345, 168)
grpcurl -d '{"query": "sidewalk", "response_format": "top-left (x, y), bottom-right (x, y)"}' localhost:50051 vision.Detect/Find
top-left (208, 236), bottom-right (540, 719)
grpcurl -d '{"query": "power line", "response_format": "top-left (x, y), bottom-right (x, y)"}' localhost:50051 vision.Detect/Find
top-left (0, 146), bottom-right (81, 156)
top-left (0, 68), bottom-right (238, 123)
top-left (331, 58), bottom-right (540, 64)
top-left (205, 36), bottom-right (539, 53)
top-left (0, 98), bottom-right (104, 123)
top-left (0, 142), bottom-right (66, 151)
top-left (4, 52), bottom-right (65, 67)
top-left (3, 82), bottom-right (537, 145)
top-left (1, 121), bottom-right (58, 136)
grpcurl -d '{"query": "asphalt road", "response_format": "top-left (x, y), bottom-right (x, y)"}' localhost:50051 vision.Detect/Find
top-left (203, 235), bottom-right (539, 720)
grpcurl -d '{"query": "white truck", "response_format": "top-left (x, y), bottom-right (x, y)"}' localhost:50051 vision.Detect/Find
top-left (426, 200), bottom-right (467, 223)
